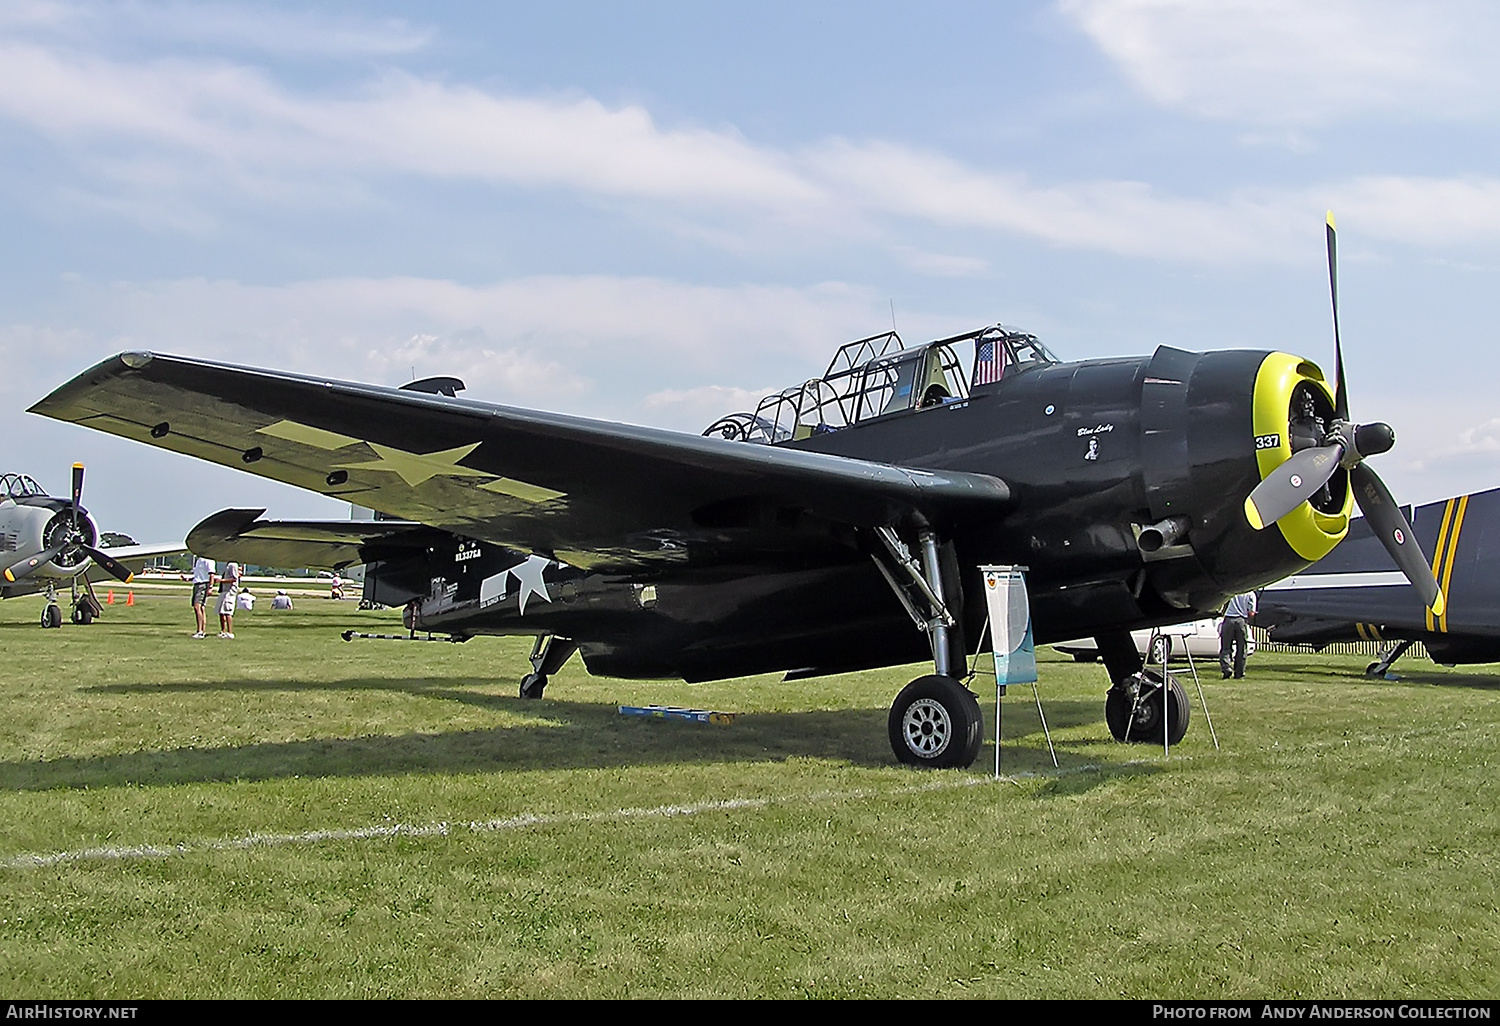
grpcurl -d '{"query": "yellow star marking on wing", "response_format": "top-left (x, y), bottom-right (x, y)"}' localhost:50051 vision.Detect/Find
top-left (479, 477), bottom-right (566, 503)
top-left (257, 420), bottom-right (361, 450)
top-left (335, 442), bottom-right (489, 487)
top-left (553, 550), bottom-right (612, 569)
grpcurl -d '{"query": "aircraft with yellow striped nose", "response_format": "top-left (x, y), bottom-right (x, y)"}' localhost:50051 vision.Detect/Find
top-left (1258, 486), bottom-right (1497, 678)
top-left (28, 216), bottom-right (1442, 769)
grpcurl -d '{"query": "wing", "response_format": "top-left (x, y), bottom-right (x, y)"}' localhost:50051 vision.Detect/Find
top-left (186, 508), bottom-right (441, 571)
top-left (32, 352), bottom-right (1011, 573)
top-left (93, 541), bottom-right (186, 573)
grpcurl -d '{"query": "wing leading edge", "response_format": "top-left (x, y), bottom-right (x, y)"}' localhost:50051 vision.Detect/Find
top-left (34, 352), bottom-right (1011, 572)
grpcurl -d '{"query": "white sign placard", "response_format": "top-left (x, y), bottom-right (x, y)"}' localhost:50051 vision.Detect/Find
top-left (981, 565), bottom-right (1037, 685)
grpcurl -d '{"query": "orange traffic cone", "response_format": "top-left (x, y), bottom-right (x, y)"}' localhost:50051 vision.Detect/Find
top-left (126, 592), bottom-right (135, 606)
top-left (106, 590), bottom-right (115, 604)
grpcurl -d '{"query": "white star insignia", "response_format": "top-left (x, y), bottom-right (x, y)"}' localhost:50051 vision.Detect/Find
top-left (335, 442), bottom-right (490, 487)
top-left (504, 554), bottom-right (554, 615)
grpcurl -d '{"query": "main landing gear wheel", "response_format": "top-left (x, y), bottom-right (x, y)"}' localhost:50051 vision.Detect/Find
top-left (888, 675), bottom-right (983, 769)
top-left (519, 672), bottom-right (547, 700)
top-left (1105, 671), bottom-right (1190, 744)
top-left (71, 602), bottom-right (94, 625)
top-left (41, 604), bottom-right (63, 629)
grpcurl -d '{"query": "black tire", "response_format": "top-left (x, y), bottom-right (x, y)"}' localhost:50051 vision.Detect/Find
top-left (888, 675), bottom-right (984, 769)
top-left (1105, 671), bottom-right (1190, 744)
top-left (1365, 661), bottom-right (1383, 677)
top-left (1148, 634), bottom-right (1171, 665)
top-left (1071, 652), bottom-right (1099, 663)
top-left (72, 603), bottom-right (94, 625)
top-left (519, 672), bottom-right (547, 700)
top-left (41, 604), bottom-right (63, 629)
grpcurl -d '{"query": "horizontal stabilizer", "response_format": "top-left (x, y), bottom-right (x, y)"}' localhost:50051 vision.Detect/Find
top-left (187, 508), bottom-right (439, 570)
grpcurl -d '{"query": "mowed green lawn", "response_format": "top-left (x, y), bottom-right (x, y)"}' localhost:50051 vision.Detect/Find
top-left (0, 589), bottom-right (1495, 998)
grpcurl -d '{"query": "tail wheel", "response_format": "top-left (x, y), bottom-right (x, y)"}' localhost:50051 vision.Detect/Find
top-left (519, 672), bottom-right (547, 700)
top-left (888, 675), bottom-right (983, 769)
top-left (1105, 671), bottom-right (1190, 744)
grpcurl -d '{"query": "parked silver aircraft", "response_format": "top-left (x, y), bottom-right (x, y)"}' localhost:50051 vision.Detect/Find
top-left (1, 464), bottom-right (184, 626)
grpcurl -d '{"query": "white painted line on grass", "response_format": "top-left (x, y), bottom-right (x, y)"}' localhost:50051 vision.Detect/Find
top-left (2, 764), bottom-right (1123, 870)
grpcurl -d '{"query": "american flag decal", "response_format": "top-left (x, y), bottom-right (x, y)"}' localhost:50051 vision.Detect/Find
top-left (973, 339), bottom-right (1003, 385)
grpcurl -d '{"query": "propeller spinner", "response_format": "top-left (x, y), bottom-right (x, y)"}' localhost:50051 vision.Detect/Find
top-left (0, 463), bottom-right (136, 585)
top-left (1243, 214), bottom-right (1443, 615)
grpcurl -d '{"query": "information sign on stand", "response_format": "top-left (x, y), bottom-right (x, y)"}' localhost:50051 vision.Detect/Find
top-left (980, 566), bottom-right (1055, 775)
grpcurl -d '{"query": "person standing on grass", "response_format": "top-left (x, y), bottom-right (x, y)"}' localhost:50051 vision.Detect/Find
top-left (1219, 591), bottom-right (1257, 679)
top-left (184, 554), bottom-right (216, 639)
top-left (217, 560), bottom-right (242, 638)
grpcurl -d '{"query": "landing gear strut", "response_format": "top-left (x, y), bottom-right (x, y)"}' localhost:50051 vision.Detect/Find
top-left (1104, 671), bottom-right (1190, 744)
top-left (1097, 630), bottom-right (1191, 744)
top-left (1365, 639), bottom-right (1415, 678)
top-left (69, 575), bottom-right (101, 625)
top-left (40, 583), bottom-right (63, 629)
top-left (520, 635), bottom-right (579, 699)
top-left (871, 522), bottom-right (981, 768)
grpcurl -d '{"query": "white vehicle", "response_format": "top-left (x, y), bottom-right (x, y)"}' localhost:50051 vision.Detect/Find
top-left (1054, 618), bottom-right (1252, 665)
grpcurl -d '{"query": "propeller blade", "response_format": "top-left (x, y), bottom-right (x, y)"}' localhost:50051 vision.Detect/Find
top-left (1244, 443), bottom-right (1344, 530)
top-left (1327, 212), bottom-right (1349, 422)
top-left (2, 545), bottom-right (67, 583)
top-left (1349, 464), bottom-right (1444, 616)
top-left (81, 545), bottom-right (135, 583)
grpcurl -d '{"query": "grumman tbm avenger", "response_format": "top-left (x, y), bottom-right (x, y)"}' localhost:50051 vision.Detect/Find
top-left (29, 217), bottom-right (1442, 768)
top-left (1257, 485), bottom-right (1500, 678)
top-left (1, 464), bottom-right (185, 626)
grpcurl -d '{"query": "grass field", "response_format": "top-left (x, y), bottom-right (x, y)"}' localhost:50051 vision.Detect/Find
top-left (1, 589), bottom-right (1496, 998)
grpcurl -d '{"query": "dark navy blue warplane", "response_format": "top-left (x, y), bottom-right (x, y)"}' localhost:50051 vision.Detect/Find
top-left (30, 217), bottom-right (1441, 767)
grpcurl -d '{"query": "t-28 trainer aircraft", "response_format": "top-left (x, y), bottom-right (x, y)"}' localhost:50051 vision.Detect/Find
top-left (30, 218), bottom-right (1441, 768)
top-left (1, 464), bottom-right (185, 626)
top-left (1258, 485), bottom-right (1500, 677)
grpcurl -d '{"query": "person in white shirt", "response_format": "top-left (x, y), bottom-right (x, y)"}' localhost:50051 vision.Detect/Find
top-left (271, 590), bottom-right (293, 610)
top-left (217, 561), bottom-right (242, 638)
top-left (184, 555), bottom-right (216, 639)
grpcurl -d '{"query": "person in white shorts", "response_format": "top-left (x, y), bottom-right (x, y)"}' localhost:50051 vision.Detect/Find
top-left (217, 561), bottom-right (242, 638)
top-left (185, 555), bottom-right (216, 638)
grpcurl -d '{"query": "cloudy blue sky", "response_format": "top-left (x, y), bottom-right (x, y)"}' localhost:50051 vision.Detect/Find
top-left (5, 0), bottom-right (1500, 542)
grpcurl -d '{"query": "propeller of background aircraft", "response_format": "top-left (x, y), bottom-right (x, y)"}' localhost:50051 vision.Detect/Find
top-left (1244, 214), bottom-right (1443, 615)
top-left (1, 463), bottom-right (135, 584)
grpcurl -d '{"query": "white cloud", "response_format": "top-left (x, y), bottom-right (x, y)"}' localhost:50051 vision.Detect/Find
top-left (9, 273), bottom-right (900, 430)
top-left (7, 17), bottom-right (1500, 268)
top-left (1334, 177), bottom-right (1500, 247)
top-left (1, 1), bottom-right (432, 57)
top-left (643, 384), bottom-right (781, 428)
top-left (0, 43), bottom-right (823, 212)
top-left (810, 139), bottom-right (1309, 262)
top-left (1059, 0), bottom-right (1500, 125)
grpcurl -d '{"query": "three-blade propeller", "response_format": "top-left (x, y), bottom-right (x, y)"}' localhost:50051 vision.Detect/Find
top-left (1, 463), bottom-right (135, 585)
top-left (1243, 214), bottom-right (1443, 615)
